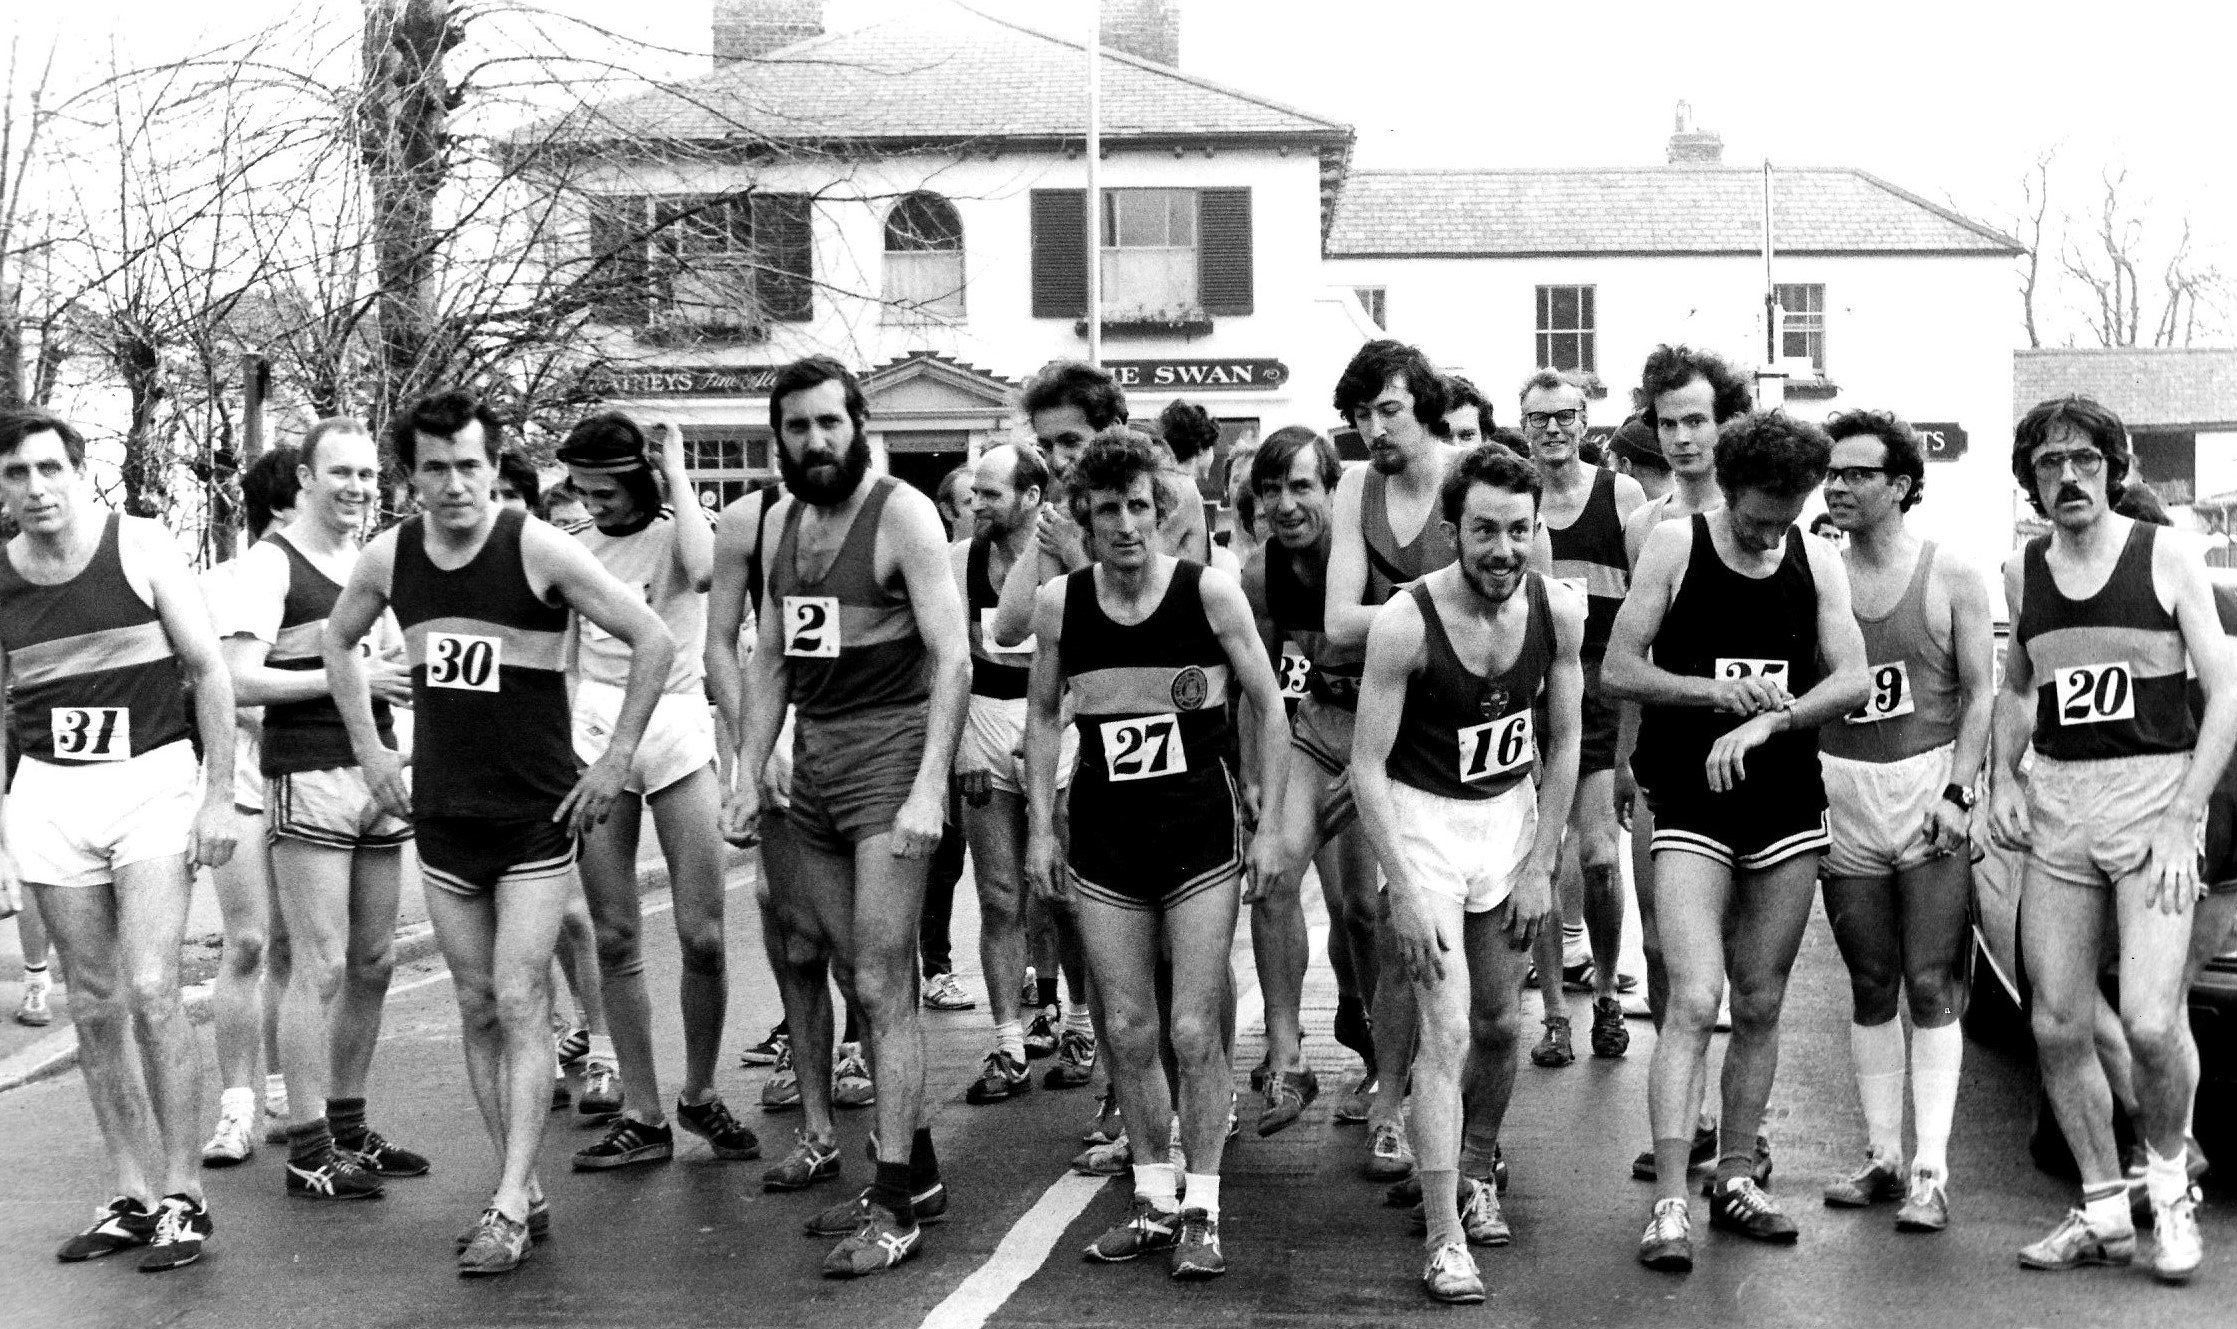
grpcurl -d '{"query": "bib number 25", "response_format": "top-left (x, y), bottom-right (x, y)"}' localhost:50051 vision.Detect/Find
top-left (1457, 711), bottom-right (1533, 783)
top-left (51, 706), bottom-right (129, 760)
top-left (1099, 715), bottom-right (1187, 783)
top-left (1715, 657), bottom-right (1789, 686)
top-left (426, 632), bottom-right (502, 692)
top-left (784, 596), bottom-right (841, 659)
top-left (2057, 662), bottom-right (2135, 725)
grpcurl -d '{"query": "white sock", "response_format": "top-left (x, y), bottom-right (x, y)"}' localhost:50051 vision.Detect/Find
top-left (1133, 1162), bottom-right (1180, 1213)
top-left (264, 1073), bottom-right (289, 1112)
top-left (993, 1020), bottom-right (1025, 1060)
top-left (23, 962), bottom-right (49, 985)
top-left (1562, 923), bottom-right (1590, 968)
top-left (1849, 1019), bottom-right (1906, 1162)
top-left (1184, 1172), bottom-right (1221, 1218)
top-left (2145, 1146), bottom-right (2191, 1208)
top-left (219, 1085), bottom-right (256, 1118)
top-left (1064, 1004), bottom-right (1093, 1035)
top-left (1908, 1021), bottom-right (1962, 1177)
top-left (587, 1033), bottom-right (617, 1068)
top-left (2083, 1183), bottom-right (2132, 1233)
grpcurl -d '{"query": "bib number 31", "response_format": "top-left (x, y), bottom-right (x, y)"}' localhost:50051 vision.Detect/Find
top-left (426, 632), bottom-right (502, 692)
top-left (1457, 711), bottom-right (1533, 783)
top-left (1099, 715), bottom-right (1187, 782)
top-left (784, 596), bottom-right (841, 659)
top-left (2057, 662), bottom-right (2135, 725)
top-left (51, 706), bottom-right (129, 760)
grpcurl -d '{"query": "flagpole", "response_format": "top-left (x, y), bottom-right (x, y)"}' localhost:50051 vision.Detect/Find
top-left (1085, 0), bottom-right (1103, 368)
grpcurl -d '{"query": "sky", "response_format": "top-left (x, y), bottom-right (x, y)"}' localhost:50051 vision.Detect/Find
top-left (16, 0), bottom-right (2237, 345)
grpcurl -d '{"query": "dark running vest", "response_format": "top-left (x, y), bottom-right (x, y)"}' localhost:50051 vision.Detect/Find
top-left (260, 531), bottom-right (396, 776)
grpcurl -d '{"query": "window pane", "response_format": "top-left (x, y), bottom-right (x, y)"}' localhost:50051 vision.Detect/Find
top-left (1168, 191), bottom-right (1195, 247)
top-left (1535, 287), bottom-right (1551, 326)
top-left (1579, 286), bottom-right (1595, 327)
top-left (1548, 286), bottom-right (1579, 329)
top-left (1782, 329), bottom-right (1810, 360)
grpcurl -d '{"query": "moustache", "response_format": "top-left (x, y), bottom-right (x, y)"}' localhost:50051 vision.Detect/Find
top-left (2056, 483), bottom-right (2088, 505)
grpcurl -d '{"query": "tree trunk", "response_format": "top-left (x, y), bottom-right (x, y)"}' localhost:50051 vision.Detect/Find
top-left (360, 0), bottom-right (457, 433)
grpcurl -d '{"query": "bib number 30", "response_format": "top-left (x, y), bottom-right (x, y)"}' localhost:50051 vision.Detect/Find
top-left (2057, 662), bottom-right (2135, 725)
top-left (1099, 714), bottom-right (1187, 783)
top-left (1457, 711), bottom-right (1533, 784)
top-left (784, 596), bottom-right (841, 659)
top-left (51, 706), bottom-right (129, 760)
top-left (426, 632), bottom-right (502, 692)
top-left (1847, 661), bottom-right (1915, 725)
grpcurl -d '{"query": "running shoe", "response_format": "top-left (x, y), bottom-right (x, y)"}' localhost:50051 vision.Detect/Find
top-left (739, 1026), bottom-right (788, 1067)
top-left (921, 973), bottom-right (976, 1011)
top-left (2017, 1208), bottom-right (2135, 1270)
top-left (458, 1207), bottom-right (531, 1277)
top-left (1530, 1015), bottom-right (1575, 1068)
top-left (965, 1048), bottom-right (1032, 1104)
top-left (2151, 1186), bottom-right (2203, 1284)
top-left (347, 1129), bottom-right (431, 1178)
top-left (804, 1183), bottom-right (948, 1236)
top-left (1389, 1146), bottom-right (1505, 1209)
top-left (1824, 1155), bottom-right (1904, 1208)
top-left (577, 1063), bottom-right (623, 1119)
top-left (1707, 1176), bottom-right (1799, 1244)
top-left (1023, 1007), bottom-right (1060, 1059)
top-left (1072, 1133), bottom-right (1130, 1177)
top-left (1169, 1208), bottom-right (1225, 1279)
top-left (453, 1194), bottom-right (549, 1251)
top-left (2124, 1138), bottom-right (2212, 1221)
top-left (1699, 1136), bottom-right (1775, 1196)
top-left (555, 1025), bottom-right (589, 1068)
top-left (15, 978), bottom-right (53, 1026)
top-left (1256, 1067), bottom-right (1319, 1137)
top-left (763, 1132), bottom-right (841, 1192)
top-left (1459, 1176), bottom-right (1512, 1246)
top-left (1363, 1120), bottom-right (1414, 1181)
top-left (1631, 1122), bottom-right (1718, 1181)
top-left (1045, 1028), bottom-right (1096, 1089)
top-left (55, 1196), bottom-right (156, 1262)
top-left (138, 1194), bottom-right (212, 1273)
top-left (1589, 996), bottom-right (1630, 1057)
top-left (202, 1103), bottom-right (257, 1167)
top-left (1895, 1168), bottom-right (1949, 1233)
top-left (286, 1148), bottom-right (385, 1200)
top-left (762, 1041), bottom-right (802, 1112)
top-left (1562, 960), bottom-right (1638, 994)
top-left (1082, 1088), bottom-right (1123, 1144)
top-left (1638, 1197), bottom-right (1694, 1272)
top-left (572, 1116), bottom-right (675, 1171)
top-left (833, 1045), bottom-right (877, 1109)
top-left (1423, 1241), bottom-right (1484, 1304)
top-left (1331, 1072), bottom-right (1375, 1126)
top-left (677, 1095), bottom-right (761, 1160)
top-left (822, 1207), bottom-right (922, 1278)
top-left (1083, 1198), bottom-right (1181, 1262)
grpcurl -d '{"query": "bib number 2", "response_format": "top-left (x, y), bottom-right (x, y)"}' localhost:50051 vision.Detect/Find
top-left (2057, 662), bottom-right (2135, 725)
top-left (1847, 662), bottom-right (1915, 724)
top-left (784, 596), bottom-right (841, 659)
top-left (1457, 711), bottom-right (1533, 784)
top-left (426, 632), bottom-right (502, 692)
top-left (1099, 715), bottom-right (1187, 783)
top-left (51, 707), bottom-right (129, 760)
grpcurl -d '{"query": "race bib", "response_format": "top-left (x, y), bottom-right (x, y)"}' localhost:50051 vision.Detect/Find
top-left (783, 596), bottom-right (841, 659)
top-left (50, 706), bottom-right (129, 760)
top-left (1847, 662), bottom-right (1916, 725)
top-left (426, 632), bottom-right (502, 691)
top-left (1715, 657), bottom-right (1790, 686)
top-left (1099, 714), bottom-right (1187, 783)
top-left (981, 607), bottom-right (1033, 656)
top-left (1457, 710), bottom-right (1534, 784)
top-left (1277, 643), bottom-right (1312, 699)
top-left (1555, 576), bottom-right (1588, 600)
top-left (2057, 662), bottom-right (2135, 725)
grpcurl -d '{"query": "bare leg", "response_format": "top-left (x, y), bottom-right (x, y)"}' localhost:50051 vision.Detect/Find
top-left (2022, 867), bottom-right (2120, 1188)
top-left (1715, 854), bottom-right (1821, 1173)
top-left (331, 847), bottom-right (402, 1103)
top-left (649, 766), bottom-right (731, 1100)
top-left (580, 795), bottom-right (663, 1124)
top-left (849, 831), bottom-right (931, 1168)
top-left (1072, 897), bottom-right (1175, 1170)
top-left (1646, 851), bottom-right (1732, 1203)
top-left (966, 789), bottom-right (1031, 1036)
top-left (759, 812), bottom-right (841, 1144)
top-left (270, 840), bottom-right (366, 1130)
top-left (207, 820), bottom-right (273, 1093)
top-left (1163, 880), bottom-right (1243, 1171)
top-left (33, 883), bottom-right (161, 1206)
top-left (2110, 871), bottom-right (2202, 1165)
top-left (1459, 906), bottom-right (1530, 1173)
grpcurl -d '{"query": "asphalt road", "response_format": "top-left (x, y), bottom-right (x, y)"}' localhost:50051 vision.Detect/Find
top-left (2, 846), bottom-right (2231, 1329)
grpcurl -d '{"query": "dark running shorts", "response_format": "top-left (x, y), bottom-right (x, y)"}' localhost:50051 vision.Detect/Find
top-left (1647, 786), bottom-right (1829, 873)
top-left (1068, 765), bottom-right (1243, 913)
top-left (1580, 658), bottom-right (1619, 777)
top-left (418, 815), bottom-right (576, 897)
top-left (788, 702), bottom-right (929, 855)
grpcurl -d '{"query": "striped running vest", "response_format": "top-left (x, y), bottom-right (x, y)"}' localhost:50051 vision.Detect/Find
top-left (389, 507), bottom-right (576, 818)
top-left (0, 512), bottom-right (191, 765)
top-left (770, 477), bottom-right (929, 721)
top-left (1060, 560), bottom-right (1233, 818)
top-left (1546, 468), bottom-right (1628, 659)
top-left (2016, 522), bottom-right (2195, 761)
top-left (1361, 467), bottom-right (1457, 606)
top-left (261, 531), bottom-right (396, 775)
top-left (1386, 573), bottom-right (1552, 801)
top-left (1266, 536), bottom-right (1361, 708)
top-left (966, 532), bottom-right (1031, 700)
top-left (1820, 541), bottom-right (1960, 764)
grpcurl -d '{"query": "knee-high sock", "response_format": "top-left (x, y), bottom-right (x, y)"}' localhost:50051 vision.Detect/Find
top-left (1909, 1021), bottom-right (1962, 1176)
top-left (1850, 1018), bottom-right (1906, 1163)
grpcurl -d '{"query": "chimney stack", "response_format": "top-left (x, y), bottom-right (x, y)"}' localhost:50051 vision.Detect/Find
top-left (1100, 0), bottom-right (1180, 67)
top-left (714, 0), bottom-right (824, 66)
top-left (1666, 100), bottom-right (1724, 165)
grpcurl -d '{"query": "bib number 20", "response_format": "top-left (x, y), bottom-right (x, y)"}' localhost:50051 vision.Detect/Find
top-left (51, 707), bottom-right (129, 760)
top-left (1457, 711), bottom-right (1533, 784)
top-left (784, 596), bottom-right (841, 659)
top-left (2057, 662), bottom-right (2135, 725)
top-left (1100, 715), bottom-right (1187, 783)
top-left (426, 632), bottom-right (502, 692)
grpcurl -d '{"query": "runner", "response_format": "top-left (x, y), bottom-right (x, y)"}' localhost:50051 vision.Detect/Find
top-left (1815, 410), bottom-right (1994, 1232)
top-left (225, 417), bottom-right (429, 1202)
top-left (1521, 370), bottom-right (1647, 1069)
top-left (721, 356), bottom-right (972, 1278)
top-left (1604, 408), bottom-right (1868, 1272)
top-left (551, 413), bottom-right (761, 1172)
top-left (1352, 443), bottom-right (1584, 1303)
top-left (1609, 412), bottom-right (1673, 503)
top-left (1441, 375), bottom-right (1497, 447)
top-left (1153, 398), bottom-right (1217, 563)
top-left (0, 407), bottom-right (239, 1272)
top-left (1991, 395), bottom-right (2237, 1284)
top-left (1023, 429), bottom-right (1286, 1279)
top-left (324, 389), bottom-right (678, 1275)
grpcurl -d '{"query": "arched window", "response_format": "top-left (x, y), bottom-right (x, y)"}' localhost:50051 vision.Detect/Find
top-left (883, 192), bottom-right (965, 319)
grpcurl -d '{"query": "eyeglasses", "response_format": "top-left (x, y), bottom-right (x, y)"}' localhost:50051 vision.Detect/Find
top-left (1522, 409), bottom-right (1582, 430)
top-left (1824, 465), bottom-right (1891, 486)
top-left (2031, 448), bottom-right (2105, 481)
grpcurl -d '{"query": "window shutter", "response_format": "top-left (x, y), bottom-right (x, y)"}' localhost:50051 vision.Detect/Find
top-left (1197, 188), bottom-right (1253, 317)
top-left (755, 193), bottom-right (814, 322)
top-left (585, 195), bottom-right (650, 324)
top-left (1030, 189), bottom-right (1088, 319)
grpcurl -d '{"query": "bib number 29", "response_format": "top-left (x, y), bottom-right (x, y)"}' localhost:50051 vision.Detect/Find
top-left (1099, 715), bottom-right (1187, 783)
top-left (1457, 711), bottom-right (1533, 783)
top-left (1847, 662), bottom-right (1915, 724)
top-left (427, 632), bottom-right (501, 692)
top-left (784, 596), bottom-right (841, 659)
top-left (51, 707), bottom-right (129, 760)
top-left (2058, 662), bottom-right (2134, 725)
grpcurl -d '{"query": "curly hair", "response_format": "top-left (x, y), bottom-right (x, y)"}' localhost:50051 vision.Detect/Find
top-left (1825, 409), bottom-right (1927, 512)
top-left (1440, 441), bottom-right (1545, 526)
top-left (1023, 360), bottom-right (1128, 431)
top-left (2011, 395), bottom-right (2131, 516)
top-left (1157, 399), bottom-right (1221, 465)
top-left (1066, 428), bottom-right (1172, 527)
top-left (1713, 410), bottom-right (1832, 501)
top-left (1634, 344), bottom-right (1752, 428)
top-left (389, 390), bottom-right (504, 470)
top-left (1332, 340), bottom-right (1449, 433)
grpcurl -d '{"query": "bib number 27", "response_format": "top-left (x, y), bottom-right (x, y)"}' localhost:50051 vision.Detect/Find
top-left (1457, 711), bottom-right (1533, 783)
top-left (1100, 715), bottom-right (1187, 782)
top-left (427, 632), bottom-right (502, 692)
top-left (2057, 662), bottom-right (2134, 725)
top-left (51, 706), bottom-right (129, 760)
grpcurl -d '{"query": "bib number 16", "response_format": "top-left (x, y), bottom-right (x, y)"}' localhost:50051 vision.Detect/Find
top-left (2057, 662), bottom-right (2134, 725)
top-left (51, 706), bottom-right (129, 760)
top-left (1099, 715), bottom-right (1187, 782)
top-left (1457, 711), bottom-right (1533, 783)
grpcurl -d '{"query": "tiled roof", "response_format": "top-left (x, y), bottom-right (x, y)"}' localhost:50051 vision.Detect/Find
top-left (1324, 168), bottom-right (2020, 258)
top-left (537, 1), bottom-right (1349, 149)
top-left (2014, 348), bottom-right (2237, 427)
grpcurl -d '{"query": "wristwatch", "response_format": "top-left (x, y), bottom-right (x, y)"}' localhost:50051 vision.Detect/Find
top-left (1941, 783), bottom-right (1976, 811)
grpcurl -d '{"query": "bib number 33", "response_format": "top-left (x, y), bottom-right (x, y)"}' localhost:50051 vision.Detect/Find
top-left (426, 632), bottom-right (502, 692)
top-left (2057, 662), bottom-right (2134, 725)
top-left (51, 706), bottom-right (129, 760)
top-left (1457, 711), bottom-right (1533, 783)
top-left (1099, 715), bottom-right (1187, 782)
